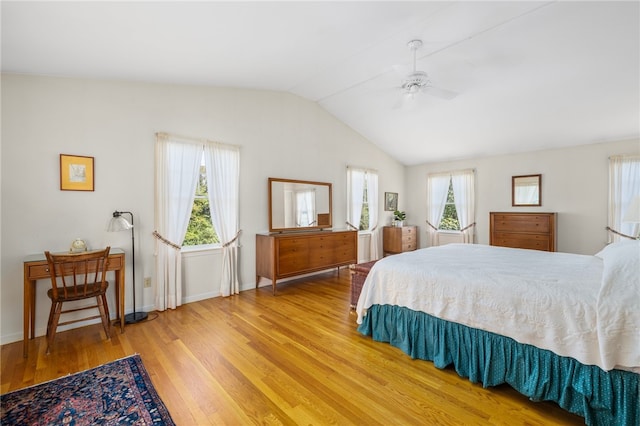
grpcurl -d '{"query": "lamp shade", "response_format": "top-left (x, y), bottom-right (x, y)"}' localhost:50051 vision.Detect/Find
top-left (623, 196), bottom-right (640, 223)
top-left (107, 213), bottom-right (133, 232)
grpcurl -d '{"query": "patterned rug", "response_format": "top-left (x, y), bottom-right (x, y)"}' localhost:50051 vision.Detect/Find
top-left (1, 354), bottom-right (175, 425)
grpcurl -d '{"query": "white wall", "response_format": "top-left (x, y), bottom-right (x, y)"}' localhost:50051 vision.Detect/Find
top-left (0, 74), bottom-right (405, 344)
top-left (405, 139), bottom-right (640, 255)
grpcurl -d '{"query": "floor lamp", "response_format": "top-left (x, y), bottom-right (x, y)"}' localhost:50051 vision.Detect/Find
top-left (107, 211), bottom-right (148, 324)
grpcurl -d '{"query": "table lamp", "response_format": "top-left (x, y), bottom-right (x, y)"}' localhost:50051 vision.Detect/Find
top-left (107, 211), bottom-right (148, 323)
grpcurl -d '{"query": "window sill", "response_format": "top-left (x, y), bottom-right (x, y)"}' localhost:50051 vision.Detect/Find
top-left (181, 244), bottom-right (222, 255)
top-left (437, 230), bottom-right (462, 234)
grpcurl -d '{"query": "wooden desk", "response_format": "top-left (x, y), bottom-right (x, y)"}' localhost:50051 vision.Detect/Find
top-left (23, 248), bottom-right (126, 357)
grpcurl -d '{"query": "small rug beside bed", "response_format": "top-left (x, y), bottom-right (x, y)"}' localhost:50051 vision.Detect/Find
top-left (1, 354), bottom-right (175, 425)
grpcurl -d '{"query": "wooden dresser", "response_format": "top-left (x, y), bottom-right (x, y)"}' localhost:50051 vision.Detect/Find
top-left (489, 212), bottom-right (557, 252)
top-left (256, 229), bottom-right (358, 294)
top-left (383, 225), bottom-right (418, 256)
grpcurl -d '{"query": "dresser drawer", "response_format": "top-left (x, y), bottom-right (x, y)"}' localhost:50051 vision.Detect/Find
top-left (492, 214), bottom-right (550, 233)
top-left (277, 238), bottom-right (309, 275)
top-left (27, 264), bottom-right (52, 279)
top-left (278, 238), bottom-right (309, 254)
top-left (492, 233), bottom-right (551, 251)
top-left (401, 240), bottom-right (416, 251)
top-left (401, 227), bottom-right (415, 237)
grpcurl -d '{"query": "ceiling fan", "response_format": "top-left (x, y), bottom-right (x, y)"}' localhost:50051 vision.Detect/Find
top-left (394, 39), bottom-right (458, 108)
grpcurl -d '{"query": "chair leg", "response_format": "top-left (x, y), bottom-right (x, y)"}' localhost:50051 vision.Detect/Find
top-left (97, 295), bottom-right (111, 340)
top-left (46, 300), bottom-right (56, 341)
top-left (46, 302), bottom-right (63, 355)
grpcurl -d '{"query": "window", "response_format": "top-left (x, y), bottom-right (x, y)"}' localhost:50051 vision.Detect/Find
top-left (359, 179), bottom-right (369, 230)
top-left (427, 169), bottom-right (475, 245)
top-left (438, 178), bottom-right (460, 230)
top-left (155, 133), bottom-right (241, 305)
top-left (183, 153), bottom-right (219, 246)
top-left (347, 167), bottom-right (378, 232)
top-left (608, 155), bottom-right (640, 241)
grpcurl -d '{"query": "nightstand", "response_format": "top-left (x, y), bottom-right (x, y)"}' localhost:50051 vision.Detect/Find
top-left (383, 225), bottom-right (418, 256)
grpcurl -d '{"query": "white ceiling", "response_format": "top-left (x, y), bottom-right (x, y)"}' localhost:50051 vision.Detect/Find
top-left (2, 1), bottom-right (639, 165)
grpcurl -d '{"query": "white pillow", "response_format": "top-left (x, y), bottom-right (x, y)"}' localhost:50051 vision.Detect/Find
top-left (595, 239), bottom-right (640, 370)
top-left (595, 239), bottom-right (640, 261)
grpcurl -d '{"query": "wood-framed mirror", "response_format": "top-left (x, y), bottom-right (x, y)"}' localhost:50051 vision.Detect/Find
top-left (512, 174), bottom-right (541, 206)
top-left (268, 177), bottom-right (332, 232)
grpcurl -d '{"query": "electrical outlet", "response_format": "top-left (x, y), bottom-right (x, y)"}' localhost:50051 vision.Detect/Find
top-left (143, 277), bottom-right (151, 288)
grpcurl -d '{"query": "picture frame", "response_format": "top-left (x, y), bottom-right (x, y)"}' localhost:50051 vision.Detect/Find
top-left (385, 192), bottom-right (398, 211)
top-left (512, 174), bottom-right (541, 206)
top-left (60, 154), bottom-right (94, 191)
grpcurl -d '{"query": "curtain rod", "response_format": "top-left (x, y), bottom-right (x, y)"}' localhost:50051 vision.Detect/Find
top-left (155, 132), bottom-right (240, 149)
top-left (427, 168), bottom-right (475, 177)
top-left (609, 154), bottom-right (640, 160)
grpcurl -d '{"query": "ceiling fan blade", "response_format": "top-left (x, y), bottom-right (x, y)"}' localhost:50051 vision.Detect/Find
top-left (425, 86), bottom-right (458, 100)
top-left (393, 92), bottom-right (423, 110)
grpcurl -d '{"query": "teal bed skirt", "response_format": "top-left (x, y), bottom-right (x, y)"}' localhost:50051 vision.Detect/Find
top-left (358, 304), bottom-right (639, 426)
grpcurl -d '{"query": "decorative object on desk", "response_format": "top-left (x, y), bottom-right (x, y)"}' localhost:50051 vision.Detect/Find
top-left (0, 354), bottom-right (175, 425)
top-left (385, 192), bottom-right (398, 211)
top-left (69, 238), bottom-right (87, 253)
top-left (59, 154), bottom-right (94, 191)
top-left (107, 211), bottom-right (148, 324)
top-left (393, 210), bottom-right (406, 227)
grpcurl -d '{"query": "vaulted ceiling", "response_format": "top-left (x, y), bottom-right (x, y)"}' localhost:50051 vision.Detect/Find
top-left (2, 1), bottom-right (638, 165)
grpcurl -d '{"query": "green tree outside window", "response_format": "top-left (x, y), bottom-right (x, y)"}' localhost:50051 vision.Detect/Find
top-left (183, 163), bottom-right (220, 246)
top-left (439, 178), bottom-right (460, 231)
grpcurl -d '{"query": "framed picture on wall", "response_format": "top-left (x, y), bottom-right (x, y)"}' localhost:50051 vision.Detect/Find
top-left (385, 192), bottom-right (398, 211)
top-left (60, 154), bottom-right (95, 191)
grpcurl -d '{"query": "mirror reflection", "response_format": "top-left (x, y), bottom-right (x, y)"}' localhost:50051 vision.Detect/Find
top-left (269, 178), bottom-right (332, 231)
top-left (512, 174), bottom-right (541, 206)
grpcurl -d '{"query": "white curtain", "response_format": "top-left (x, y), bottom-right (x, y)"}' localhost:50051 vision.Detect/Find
top-left (367, 172), bottom-right (380, 259)
top-left (451, 169), bottom-right (476, 243)
top-left (426, 173), bottom-right (450, 247)
top-left (347, 167), bottom-right (380, 260)
top-left (295, 190), bottom-right (316, 226)
top-left (204, 142), bottom-right (241, 297)
top-left (154, 134), bottom-right (202, 310)
top-left (347, 167), bottom-right (365, 230)
top-left (608, 155), bottom-right (640, 242)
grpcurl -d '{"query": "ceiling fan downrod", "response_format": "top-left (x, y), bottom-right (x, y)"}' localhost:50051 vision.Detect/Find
top-left (402, 39), bottom-right (430, 93)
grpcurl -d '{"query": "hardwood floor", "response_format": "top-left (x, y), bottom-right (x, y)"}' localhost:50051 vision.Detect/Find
top-left (1, 269), bottom-right (582, 425)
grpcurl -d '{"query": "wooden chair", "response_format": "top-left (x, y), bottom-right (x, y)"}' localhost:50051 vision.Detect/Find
top-left (44, 247), bottom-right (112, 354)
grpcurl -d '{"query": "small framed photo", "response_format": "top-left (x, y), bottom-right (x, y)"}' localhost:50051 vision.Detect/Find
top-left (385, 192), bottom-right (398, 211)
top-left (60, 154), bottom-right (94, 191)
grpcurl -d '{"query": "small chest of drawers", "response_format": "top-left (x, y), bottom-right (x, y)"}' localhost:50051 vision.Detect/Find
top-left (383, 226), bottom-right (418, 256)
top-left (489, 212), bottom-right (557, 252)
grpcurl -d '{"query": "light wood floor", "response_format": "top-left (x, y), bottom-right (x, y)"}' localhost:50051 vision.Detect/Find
top-left (2, 269), bottom-right (582, 425)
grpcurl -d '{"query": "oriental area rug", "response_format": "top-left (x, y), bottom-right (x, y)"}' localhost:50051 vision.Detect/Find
top-left (1, 354), bottom-right (175, 425)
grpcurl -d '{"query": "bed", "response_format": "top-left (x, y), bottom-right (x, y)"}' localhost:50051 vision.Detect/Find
top-left (356, 240), bottom-right (639, 425)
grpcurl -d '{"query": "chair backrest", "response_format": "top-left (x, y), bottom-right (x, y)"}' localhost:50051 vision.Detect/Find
top-left (45, 247), bottom-right (111, 299)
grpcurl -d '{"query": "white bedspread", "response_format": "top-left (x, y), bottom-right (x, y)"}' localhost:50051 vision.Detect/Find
top-left (356, 243), bottom-right (640, 372)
